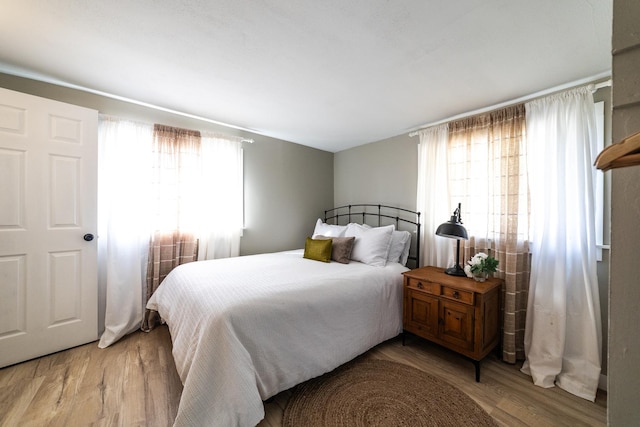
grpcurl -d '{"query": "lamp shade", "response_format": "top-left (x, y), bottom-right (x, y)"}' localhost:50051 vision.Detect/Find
top-left (435, 216), bottom-right (468, 240)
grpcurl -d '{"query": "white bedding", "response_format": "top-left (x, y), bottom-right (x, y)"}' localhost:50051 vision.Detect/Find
top-left (147, 249), bottom-right (408, 427)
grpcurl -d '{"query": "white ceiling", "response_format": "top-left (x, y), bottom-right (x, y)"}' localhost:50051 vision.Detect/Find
top-left (0, 0), bottom-right (612, 152)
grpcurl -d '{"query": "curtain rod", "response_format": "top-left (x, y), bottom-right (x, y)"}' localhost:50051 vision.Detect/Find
top-left (408, 73), bottom-right (611, 137)
top-left (99, 113), bottom-right (255, 144)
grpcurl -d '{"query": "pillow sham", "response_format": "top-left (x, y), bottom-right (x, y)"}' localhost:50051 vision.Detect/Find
top-left (303, 237), bottom-right (332, 263)
top-left (312, 218), bottom-right (347, 238)
top-left (345, 223), bottom-right (394, 267)
top-left (315, 235), bottom-right (355, 264)
top-left (388, 230), bottom-right (412, 265)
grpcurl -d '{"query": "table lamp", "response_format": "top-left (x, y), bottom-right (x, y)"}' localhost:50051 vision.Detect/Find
top-left (435, 203), bottom-right (468, 276)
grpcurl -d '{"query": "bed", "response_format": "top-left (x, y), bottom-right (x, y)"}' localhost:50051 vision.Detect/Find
top-left (146, 205), bottom-right (421, 426)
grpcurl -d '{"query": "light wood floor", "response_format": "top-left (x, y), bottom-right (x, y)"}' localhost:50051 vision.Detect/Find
top-left (0, 326), bottom-right (606, 427)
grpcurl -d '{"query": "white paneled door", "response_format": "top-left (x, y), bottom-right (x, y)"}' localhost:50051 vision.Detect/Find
top-left (0, 88), bottom-right (98, 368)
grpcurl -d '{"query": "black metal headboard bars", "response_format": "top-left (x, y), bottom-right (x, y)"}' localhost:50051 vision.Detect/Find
top-left (324, 204), bottom-right (421, 269)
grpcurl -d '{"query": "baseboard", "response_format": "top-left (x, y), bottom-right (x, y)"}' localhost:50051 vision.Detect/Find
top-left (599, 374), bottom-right (607, 391)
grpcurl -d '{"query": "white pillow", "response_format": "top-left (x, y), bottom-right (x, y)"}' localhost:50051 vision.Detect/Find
top-left (312, 218), bottom-right (347, 238)
top-left (345, 223), bottom-right (394, 267)
top-left (388, 230), bottom-right (411, 265)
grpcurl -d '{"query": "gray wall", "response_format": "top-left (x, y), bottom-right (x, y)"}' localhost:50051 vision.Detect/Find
top-left (609, 0), bottom-right (640, 424)
top-left (242, 136), bottom-right (333, 255)
top-left (335, 89), bottom-right (612, 380)
top-left (334, 133), bottom-right (418, 211)
top-left (0, 72), bottom-right (333, 331)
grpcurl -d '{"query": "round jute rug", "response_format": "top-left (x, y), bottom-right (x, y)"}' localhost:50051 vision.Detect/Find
top-left (282, 358), bottom-right (498, 427)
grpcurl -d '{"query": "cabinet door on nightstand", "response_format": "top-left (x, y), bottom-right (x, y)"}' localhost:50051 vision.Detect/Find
top-left (404, 289), bottom-right (439, 339)
top-left (439, 300), bottom-right (474, 352)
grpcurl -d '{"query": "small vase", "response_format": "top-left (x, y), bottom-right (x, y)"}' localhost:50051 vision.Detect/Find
top-left (473, 272), bottom-right (488, 282)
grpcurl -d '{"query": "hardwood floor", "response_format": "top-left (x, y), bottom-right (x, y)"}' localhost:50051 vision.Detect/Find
top-left (0, 327), bottom-right (182, 427)
top-left (0, 326), bottom-right (606, 426)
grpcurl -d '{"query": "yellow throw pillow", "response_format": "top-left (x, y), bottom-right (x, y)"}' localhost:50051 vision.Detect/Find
top-left (303, 237), bottom-right (332, 262)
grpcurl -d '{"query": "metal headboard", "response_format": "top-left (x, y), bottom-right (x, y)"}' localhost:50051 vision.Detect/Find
top-left (323, 204), bottom-right (421, 269)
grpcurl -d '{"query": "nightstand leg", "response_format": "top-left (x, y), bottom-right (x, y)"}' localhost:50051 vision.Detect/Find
top-left (474, 360), bottom-right (480, 382)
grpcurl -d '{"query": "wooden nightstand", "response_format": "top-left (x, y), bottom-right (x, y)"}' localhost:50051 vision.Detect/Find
top-left (402, 266), bottom-right (502, 382)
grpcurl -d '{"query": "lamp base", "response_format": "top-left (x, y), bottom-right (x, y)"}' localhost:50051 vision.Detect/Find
top-left (444, 264), bottom-right (467, 277)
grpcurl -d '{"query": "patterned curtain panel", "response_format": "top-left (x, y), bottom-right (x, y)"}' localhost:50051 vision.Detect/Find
top-left (142, 124), bottom-right (202, 331)
top-left (143, 230), bottom-right (198, 330)
top-left (448, 104), bottom-right (530, 363)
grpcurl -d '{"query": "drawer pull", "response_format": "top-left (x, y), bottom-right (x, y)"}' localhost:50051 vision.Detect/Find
top-left (417, 282), bottom-right (423, 289)
top-left (453, 290), bottom-right (460, 299)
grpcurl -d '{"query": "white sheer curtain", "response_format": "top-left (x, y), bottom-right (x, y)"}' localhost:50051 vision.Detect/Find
top-left (521, 86), bottom-right (602, 401)
top-left (197, 133), bottom-right (243, 260)
top-left (98, 117), bottom-right (153, 348)
top-left (416, 124), bottom-right (453, 268)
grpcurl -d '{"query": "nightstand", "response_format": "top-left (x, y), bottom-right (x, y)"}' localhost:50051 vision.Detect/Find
top-left (402, 266), bottom-right (502, 382)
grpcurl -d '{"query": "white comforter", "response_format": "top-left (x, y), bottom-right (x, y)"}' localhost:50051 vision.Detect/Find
top-left (147, 249), bottom-right (407, 427)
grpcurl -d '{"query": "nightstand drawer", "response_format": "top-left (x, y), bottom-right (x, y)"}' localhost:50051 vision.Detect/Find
top-left (405, 277), bottom-right (440, 295)
top-left (441, 286), bottom-right (474, 305)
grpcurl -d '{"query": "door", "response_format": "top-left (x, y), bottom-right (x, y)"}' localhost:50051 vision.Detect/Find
top-left (0, 87), bottom-right (98, 368)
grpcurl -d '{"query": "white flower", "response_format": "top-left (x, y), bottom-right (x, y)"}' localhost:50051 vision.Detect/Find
top-left (464, 265), bottom-right (473, 278)
top-left (467, 252), bottom-right (495, 275)
top-left (468, 252), bottom-right (488, 267)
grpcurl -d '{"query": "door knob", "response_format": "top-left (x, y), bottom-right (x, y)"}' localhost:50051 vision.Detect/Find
top-left (83, 233), bottom-right (94, 241)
